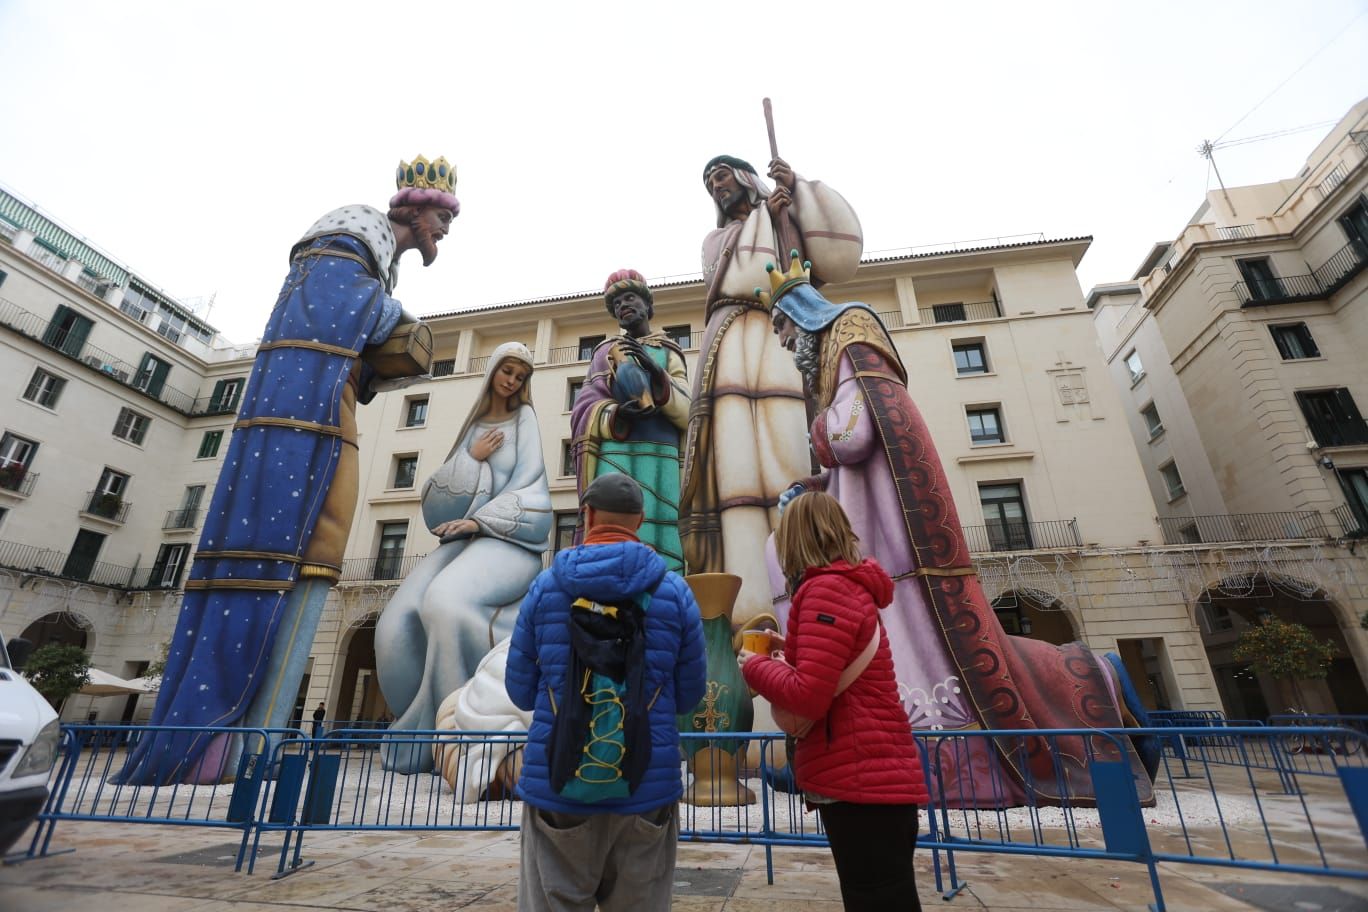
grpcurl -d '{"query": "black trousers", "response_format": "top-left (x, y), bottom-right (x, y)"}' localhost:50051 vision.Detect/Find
top-left (816, 802), bottom-right (921, 911)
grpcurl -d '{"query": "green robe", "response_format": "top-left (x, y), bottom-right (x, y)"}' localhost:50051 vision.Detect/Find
top-left (571, 333), bottom-right (689, 570)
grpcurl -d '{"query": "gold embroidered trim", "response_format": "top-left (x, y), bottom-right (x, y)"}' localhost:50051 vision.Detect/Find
top-left (892, 566), bottom-right (977, 580)
top-left (299, 564), bottom-right (341, 581)
top-left (257, 339), bottom-right (361, 358)
top-left (234, 416), bottom-right (343, 436)
top-left (185, 579), bottom-right (296, 591)
top-left (194, 550), bottom-right (301, 563)
top-left (292, 247), bottom-right (374, 273)
top-left (816, 309), bottom-right (907, 410)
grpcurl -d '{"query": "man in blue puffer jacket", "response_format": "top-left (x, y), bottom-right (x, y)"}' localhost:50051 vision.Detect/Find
top-left (507, 472), bottom-right (706, 912)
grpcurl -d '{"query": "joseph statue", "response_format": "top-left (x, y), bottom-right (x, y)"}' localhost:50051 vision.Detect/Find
top-left (680, 155), bottom-right (862, 623)
top-left (571, 269), bottom-right (690, 569)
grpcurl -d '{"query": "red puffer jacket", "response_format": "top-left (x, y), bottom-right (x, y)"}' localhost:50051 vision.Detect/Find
top-left (742, 558), bottom-right (928, 805)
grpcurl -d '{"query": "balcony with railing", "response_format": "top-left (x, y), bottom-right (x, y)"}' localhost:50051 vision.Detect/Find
top-left (1311, 240), bottom-right (1368, 294)
top-left (1234, 273), bottom-right (1324, 306)
top-left (547, 344), bottom-right (587, 366)
top-left (0, 466), bottom-right (37, 497)
top-left (119, 299), bottom-right (151, 324)
top-left (76, 272), bottom-right (109, 297)
top-left (188, 393), bottom-right (241, 417)
top-left (917, 299), bottom-right (1003, 324)
top-left (1304, 413), bottom-right (1368, 449)
top-left (82, 491), bottom-right (130, 523)
top-left (1333, 504), bottom-right (1365, 538)
top-left (337, 553), bottom-right (428, 583)
top-left (0, 538), bottom-right (176, 588)
top-left (28, 245), bottom-right (67, 273)
top-left (163, 508), bottom-right (200, 530)
top-left (1317, 161), bottom-right (1350, 199)
top-left (1215, 224), bottom-right (1256, 240)
top-left (961, 518), bottom-right (1081, 553)
top-left (1157, 511), bottom-right (1330, 546)
top-left (0, 297), bottom-right (205, 413)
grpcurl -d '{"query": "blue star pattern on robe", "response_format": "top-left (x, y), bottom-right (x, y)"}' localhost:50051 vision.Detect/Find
top-left (116, 233), bottom-right (401, 784)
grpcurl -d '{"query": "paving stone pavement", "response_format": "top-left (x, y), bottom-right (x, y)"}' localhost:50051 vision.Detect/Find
top-left (3, 821), bottom-right (1366, 912)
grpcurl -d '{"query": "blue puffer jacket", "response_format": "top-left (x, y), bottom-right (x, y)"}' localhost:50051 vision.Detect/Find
top-left (506, 540), bottom-right (706, 814)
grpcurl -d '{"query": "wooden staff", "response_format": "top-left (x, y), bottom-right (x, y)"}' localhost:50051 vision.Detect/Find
top-left (764, 99), bottom-right (818, 469)
top-left (762, 97), bottom-right (803, 269)
top-left (763, 97), bottom-right (780, 161)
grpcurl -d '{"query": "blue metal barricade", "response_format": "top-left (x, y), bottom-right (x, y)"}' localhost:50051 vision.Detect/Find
top-left (16, 723), bottom-right (304, 872)
top-left (15, 721), bottom-right (1368, 910)
top-left (916, 725), bottom-right (1367, 911)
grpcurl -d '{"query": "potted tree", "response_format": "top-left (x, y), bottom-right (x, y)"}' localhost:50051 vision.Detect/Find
top-left (0, 462), bottom-right (26, 491)
top-left (94, 491), bottom-right (123, 518)
top-left (23, 643), bottom-right (91, 713)
top-left (1233, 616), bottom-right (1338, 749)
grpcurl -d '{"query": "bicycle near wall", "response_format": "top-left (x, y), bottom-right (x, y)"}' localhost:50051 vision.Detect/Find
top-left (1277, 708), bottom-right (1365, 757)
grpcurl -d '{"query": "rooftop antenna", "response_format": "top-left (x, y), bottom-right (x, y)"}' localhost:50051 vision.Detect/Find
top-left (1196, 120), bottom-right (1343, 221)
top-left (1197, 140), bottom-right (1237, 218)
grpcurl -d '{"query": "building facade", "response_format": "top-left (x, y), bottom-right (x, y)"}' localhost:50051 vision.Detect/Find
top-left (322, 235), bottom-right (1225, 723)
top-left (0, 185), bottom-right (252, 722)
top-left (1091, 98), bottom-right (1368, 717)
top-left (4, 184), bottom-right (1244, 725)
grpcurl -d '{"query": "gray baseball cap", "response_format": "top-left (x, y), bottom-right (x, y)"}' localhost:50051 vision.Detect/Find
top-left (582, 472), bottom-right (644, 514)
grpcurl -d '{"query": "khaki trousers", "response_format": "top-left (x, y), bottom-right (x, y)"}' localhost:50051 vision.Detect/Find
top-left (517, 801), bottom-right (678, 912)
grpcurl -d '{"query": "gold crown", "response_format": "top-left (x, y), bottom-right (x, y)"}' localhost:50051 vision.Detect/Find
top-left (396, 155), bottom-right (457, 193)
top-left (755, 250), bottom-right (811, 307)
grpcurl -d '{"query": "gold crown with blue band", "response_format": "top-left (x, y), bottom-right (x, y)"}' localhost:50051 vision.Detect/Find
top-left (755, 249), bottom-right (812, 307)
top-left (396, 155), bottom-right (457, 193)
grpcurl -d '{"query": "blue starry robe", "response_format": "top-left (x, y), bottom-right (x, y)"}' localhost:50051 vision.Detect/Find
top-left (116, 231), bottom-right (401, 784)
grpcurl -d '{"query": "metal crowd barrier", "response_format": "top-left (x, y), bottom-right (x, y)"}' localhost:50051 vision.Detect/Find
top-left (915, 726), bottom-right (1368, 909)
top-left (13, 723), bottom-right (1368, 910)
top-left (14, 723), bottom-right (305, 872)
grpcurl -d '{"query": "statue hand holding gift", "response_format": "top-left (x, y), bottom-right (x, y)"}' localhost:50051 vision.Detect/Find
top-left (570, 270), bottom-right (690, 571)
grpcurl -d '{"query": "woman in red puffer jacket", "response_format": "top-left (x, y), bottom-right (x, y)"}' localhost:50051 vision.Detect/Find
top-left (740, 491), bottom-right (927, 911)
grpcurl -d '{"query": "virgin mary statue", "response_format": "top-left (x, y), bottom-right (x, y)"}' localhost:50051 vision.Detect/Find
top-left (375, 341), bottom-right (551, 772)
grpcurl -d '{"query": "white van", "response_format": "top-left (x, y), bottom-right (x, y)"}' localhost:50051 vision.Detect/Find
top-left (0, 632), bottom-right (60, 856)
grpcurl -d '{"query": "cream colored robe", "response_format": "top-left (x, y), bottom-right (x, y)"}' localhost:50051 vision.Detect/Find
top-left (680, 176), bottom-right (862, 624)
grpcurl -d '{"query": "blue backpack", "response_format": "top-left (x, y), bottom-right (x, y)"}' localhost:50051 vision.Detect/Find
top-left (548, 592), bottom-right (652, 802)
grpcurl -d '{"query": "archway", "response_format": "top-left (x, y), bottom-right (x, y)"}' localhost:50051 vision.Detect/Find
top-left (20, 611), bottom-right (91, 651)
top-left (991, 590), bottom-right (1078, 646)
top-left (1195, 573), bottom-right (1368, 718)
top-left (334, 614), bottom-right (388, 724)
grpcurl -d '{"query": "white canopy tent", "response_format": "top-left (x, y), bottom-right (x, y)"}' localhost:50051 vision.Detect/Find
top-left (125, 674), bottom-right (161, 693)
top-left (78, 668), bottom-right (155, 696)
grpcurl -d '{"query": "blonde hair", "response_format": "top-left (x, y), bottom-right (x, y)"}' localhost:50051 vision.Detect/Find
top-left (471, 356), bottom-right (534, 421)
top-left (773, 491), bottom-right (862, 584)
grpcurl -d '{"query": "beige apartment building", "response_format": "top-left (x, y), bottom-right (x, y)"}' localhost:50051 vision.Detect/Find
top-left (1091, 98), bottom-right (1368, 718)
top-left (319, 235), bottom-right (1227, 722)
top-left (2, 182), bottom-right (1231, 727)
top-left (0, 184), bottom-right (253, 723)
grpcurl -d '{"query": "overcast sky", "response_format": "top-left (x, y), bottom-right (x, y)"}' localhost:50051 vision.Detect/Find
top-left (0, 1), bottom-right (1364, 344)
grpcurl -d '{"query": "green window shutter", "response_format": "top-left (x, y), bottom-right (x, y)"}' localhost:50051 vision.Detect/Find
top-left (208, 379), bottom-right (227, 411)
top-left (198, 430), bottom-right (222, 459)
top-left (42, 304), bottom-right (71, 347)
